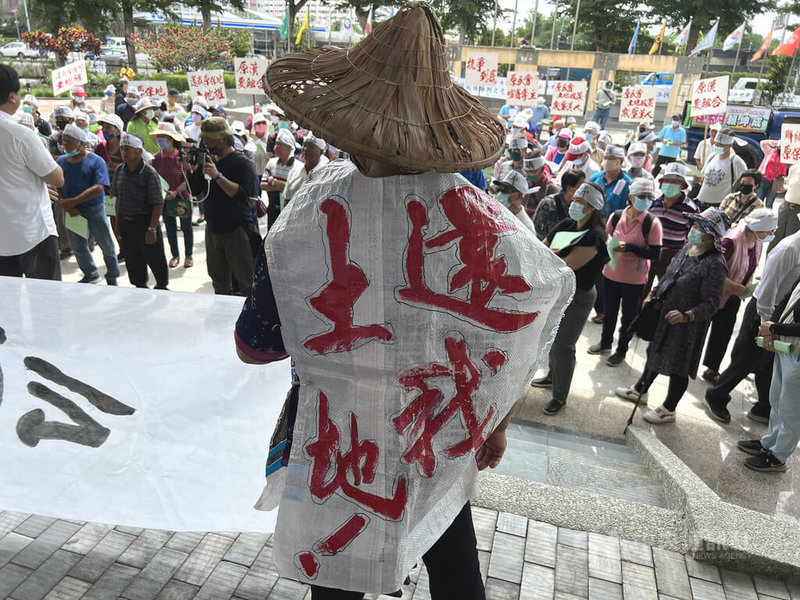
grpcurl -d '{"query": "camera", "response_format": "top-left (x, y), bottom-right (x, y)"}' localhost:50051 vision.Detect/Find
top-left (185, 147), bottom-right (208, 170)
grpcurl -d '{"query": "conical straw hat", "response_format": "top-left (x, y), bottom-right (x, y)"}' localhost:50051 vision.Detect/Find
top-left (264, 2), bottom-right (505, 173)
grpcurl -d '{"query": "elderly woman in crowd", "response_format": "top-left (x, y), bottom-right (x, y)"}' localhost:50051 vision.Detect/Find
top-left (126, 98), bottom-right (160, 154)
top-left (701, 208), bottom-right (777, 383)
top-left (522, 152), bottom-right (559, 216)
top-left (95, 114), bottom-right (127, 258)
top-left (616, 208), bottom-right (730, 423)
top-left (493, 170), bottom-right (536, 232)
top-left (589, 178), bottom-right (662, 367)
top-left (261, 128), bottom-right (297, 228)
top-left (533, 182), bottom-right (610, 415)
top-left (757, 139), bottom-right (787, 209)
top-left (533, 168), bottom-right (585, 241)
top-left (282, 132), bottom-right (330, 205)
top-left (545, 129), bottom-right (572, 166)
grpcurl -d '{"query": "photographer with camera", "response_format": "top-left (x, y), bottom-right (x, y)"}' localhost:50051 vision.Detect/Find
top-left (186, 117), bottom-right (257, 295)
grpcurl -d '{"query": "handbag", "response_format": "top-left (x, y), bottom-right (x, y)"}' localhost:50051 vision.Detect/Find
top-left (255, 196), bottom-right (269, 218)
top-left (631, 297), bottom-right (662, 342)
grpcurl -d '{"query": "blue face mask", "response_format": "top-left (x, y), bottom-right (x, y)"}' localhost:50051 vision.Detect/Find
top-left (103, 131), bottom-right (116, 142)
top-left (585, 133), bottom-right (594, 143)
top-left (156, 138), bottom-right (170, 150)
top-left (507, 150), bottom-right (522, 162)
top-left (64, 149), bottom-right (79, 158)
top-left (105, 91), bottom-right (113, 97)
top-left (687, 228), bottom-right (706, 246)
top-left (761, 234), bottom-right (775, 244)
top-left (633, 196), bottom-right (653, 212)
top-left (495, 192), bottom-right (510, 208)
top-left (713, 145), bottom-right (725, 156)
top-left (569, 202), bottom-right (587, 221)
top-left (278, 120), bottom-right (290, 130)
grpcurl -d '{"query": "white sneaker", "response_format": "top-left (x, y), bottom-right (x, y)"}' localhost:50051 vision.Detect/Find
top-left (643, 405), bottom-right (676, 424)
top-left (615, 387), bottom-right (647, 403)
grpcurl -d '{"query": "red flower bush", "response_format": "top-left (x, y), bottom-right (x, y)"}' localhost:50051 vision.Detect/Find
top-left (132, 25), bottom-right (231, 72)
top-left (23, 27), bottom-right (102, 62)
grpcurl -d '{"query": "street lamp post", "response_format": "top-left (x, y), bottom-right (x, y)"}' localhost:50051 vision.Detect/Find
top-left (549, 0), bottom-right (558, 49)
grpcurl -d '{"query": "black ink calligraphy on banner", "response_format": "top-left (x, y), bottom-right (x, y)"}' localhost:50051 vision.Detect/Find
top-left (16, 356), bottom-right (135, 448)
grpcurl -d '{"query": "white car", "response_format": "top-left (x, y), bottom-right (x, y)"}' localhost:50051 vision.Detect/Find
top-left (0, 42), bottom-right (41, 59)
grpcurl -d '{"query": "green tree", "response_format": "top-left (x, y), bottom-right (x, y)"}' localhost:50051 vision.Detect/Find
top-left (760, 54), bottom-right (792, 104)
top-left (184, 0), bottom-right (246, 29)
top-left (646, 0), bottom-right (774, 53)
top-left (558, 0), bottom-right (647, 52)
top-left (432, 0), bottom-right (496, 44)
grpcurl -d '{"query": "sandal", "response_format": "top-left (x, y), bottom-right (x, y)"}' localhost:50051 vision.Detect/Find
top-left (169, 256), bottom-right (180, 268)
top-left (184, 256), bottom-right (194, 268)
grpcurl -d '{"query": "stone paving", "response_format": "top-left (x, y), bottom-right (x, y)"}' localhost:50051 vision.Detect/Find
top-left (1, 506), bottom-right (798, 600)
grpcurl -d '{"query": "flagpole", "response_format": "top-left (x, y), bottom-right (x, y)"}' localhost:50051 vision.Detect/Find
top-left (732, 24), bottom-right (745, 74)
top-left (491, 0), bottom-right (498, 46)
top-left (510, 0), bottom-right (519, 47)
top-left (754, 23), bottom-right (772, 105)
top-left (550, 0), bottom-right (559, 49)
top-left (683, 17), bottom-right (693, 56)
top-left (702, 19), bottom-right (718, 78)
top-left (530, 0), bottom-right (539, 46)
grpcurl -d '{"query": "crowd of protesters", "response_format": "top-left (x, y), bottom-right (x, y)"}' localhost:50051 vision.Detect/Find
top-left (2, 61), bottom-right (799, 474)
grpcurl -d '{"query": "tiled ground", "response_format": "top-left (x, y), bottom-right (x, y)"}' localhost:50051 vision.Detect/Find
top-left (1, 507), bottom-right (798, 600)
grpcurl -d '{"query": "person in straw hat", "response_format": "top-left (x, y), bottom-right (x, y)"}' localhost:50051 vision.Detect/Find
top-left (234, 3), bottom-right (574, 598)
top-left (126, 97), bottom-right (161, 154)
top-left (150, 122), bottom-right (194, 269)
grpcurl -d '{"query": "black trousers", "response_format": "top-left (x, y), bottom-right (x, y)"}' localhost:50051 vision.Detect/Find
top-left (119, 215), bottom-right (169, 289)
top-left (706, 297), bottom-right (773, 413)
top-left (636, 368), bottom-right (689, 412)
top-left (652, 155), bottom-right (676, 178)
top-left (310, 503), bottom-right (485, 600)
top-left (0, 236), bottom-right (61, 281)
top-left (703, 295), bottom-right (742, 372)
top-left (600, 278), bottom-right (644, 357)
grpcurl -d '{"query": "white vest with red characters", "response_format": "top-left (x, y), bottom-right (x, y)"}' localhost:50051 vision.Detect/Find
top-left (262, 160), bottom-right (575, 593)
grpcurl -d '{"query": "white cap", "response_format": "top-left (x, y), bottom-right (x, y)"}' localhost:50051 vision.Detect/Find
top-left (98, 113), bottom-right (124, 133)
top-left (104, 84), bottom-right (116, 94)
top-left (630, 178), bottom-right (655, 196)
top-left (583, 120), bottom-right (600, 133)
top-left (275, 128), bottom-right (295, 149)
top-left (22, 94), bottom-right (39, 108)
top-left (715, 131), bottom-right (736, 145)
top-left (231, 120), bottom-right (247, 136)
top-left (512, 114), bottom-right (529, 129)
top-left (62, 123), bottom-right (89, 144)
top-left (251, 112), bottom-right (268, 125)
top-left (660, 162), bottom-right (689, 186)
top-left (523, 156), bottom-right (545, 171)
top-left (191, 105), bottom-right (208, 118)
top-left (496, 170), bottom-right (535, 195)
top-left (628, 142), bottom-right (648, 155)
top-left (193, 95), bottom-right (209, 108)
top-left (508, 135), bottom-right (528, 150)
top-left (574, 183), bottom-right (605, 210)
top-left (17, 113), bottom-right (34, 127)
top-left (73, 110), bottom-right (89, 123)
top-left (744, 208), bottom-right (778, 232)
top-left (53, 106), bottom-right (74, 119)
top-left (604, 145), bottom-right (625, 159)
top-left (120, 133), bottom-right (144, 149)
top-left (304, 132), bottom-right (327, 151)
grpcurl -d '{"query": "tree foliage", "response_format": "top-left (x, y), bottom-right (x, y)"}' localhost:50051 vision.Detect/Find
top-left (761, 55), bottom-right (792, 105)
top-left (431, 0), bottom-right (496, 44)
top-left (131, 24), bottom-right (231, 71)
top-left (22, 27), bottom-right (102, 63)
top-left (183, 0), bottom-right (246, 29)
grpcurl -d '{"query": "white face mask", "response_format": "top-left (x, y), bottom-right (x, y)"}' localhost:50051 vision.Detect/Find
top-left (629, 155), bottom-right (645, 168)
top-left (496, 192), bottom-right (511, 208)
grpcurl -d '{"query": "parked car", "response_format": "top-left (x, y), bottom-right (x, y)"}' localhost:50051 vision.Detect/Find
top-left (728, 78), bottom-right (768, 103)
top-left (85, 45), bottom-right (129, 67)
top-left (0, 42), bottom-right (42, 59)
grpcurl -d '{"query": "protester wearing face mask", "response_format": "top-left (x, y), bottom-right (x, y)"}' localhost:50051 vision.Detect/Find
top-left (533, 182), bottom-right (609, 415)
top-left (245, 112), bottom-right (270, 180)
top-left (21, 94), bottom-right (51, 137)
top-left (100, 84), bottom-right (116, 114)
top-left (184, 105), bottom-right (208, 144)
top-left (48, 106), bottom-right (75, 159)
top-left (589, 178), bottom-right (663, 367)
top-left (719, 170), bottom-right (764, 228)
top-left (653, 114), bottom-right (686, 177)
top-left (116, 89), bottom-right (140, 127)
top-left (530, 97), bottom-right (550, 141)
top-left (593, 80), bottom-right (616, 130)
top-left (73, 110), bottom-right (101, 150)
top-left (696, 128), bottom-right (747, 208)
top-left (150, 123), bottom-right (194, 269)
top-left (545, 129), bottom-right (572, 165)
top-left (545, 118), bottom-right (566, 150)
top-left (557, 136), bottom-right (600, 185)
top-left (265, 104), bottom-right (300, 157)
top-left (496, 135), bottom-right (527, 180)
top-left (637, 131), bottom-right (657, 172)
top-left (95, 114), bottom-right (126, 259)
top-left (626, 120), bottom-right (653, 151)
top-left (534, 169), bottom-right (585, 241)
top-left (493, 169), bottom-right (536, 233)
top-left (582, 121), bottom-right (603, 165)
top-left (646, 162), bottom-right (699, 295)
top-left (186, 118), bottom-right (257, 294)
top-left (56, 123), bottom-right (120, 285)
top-left (616, 208), bottom-right (729, 424)
top-left (70, 86), bottom-right (88, 112)
top-left (590, 145), bottom-right (631, 217)
top-left (700, 208), bottom-right (776, 385)
top-left (126, 97), bottom-right (161, 154)
top-left (521, 153), bottom-right (559, 216)
top-left (626, 143), bottom-right (651, 180)
top-left (262, 128), bottom-right (297, 229)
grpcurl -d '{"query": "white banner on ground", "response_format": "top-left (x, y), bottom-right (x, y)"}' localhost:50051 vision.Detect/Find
top-left (690, 75), bottom-right (729, 118)
top-left (52, 62), bottom-right (87, 96)
top-left (187, 69), bottom-right (227, 103)
top-left (0, 277), bottom-right (287, 533)
top-left (618, 86), bottom-right (657, 123)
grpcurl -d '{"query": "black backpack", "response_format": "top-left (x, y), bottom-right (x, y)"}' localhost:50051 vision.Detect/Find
top-left (610, 209), bottom-right (654, 247)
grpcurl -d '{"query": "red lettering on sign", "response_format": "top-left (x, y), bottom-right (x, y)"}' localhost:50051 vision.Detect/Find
top-left (305, 391), bottom-right (407, 520)
top-left (303, 197), bottom-right (393, 355)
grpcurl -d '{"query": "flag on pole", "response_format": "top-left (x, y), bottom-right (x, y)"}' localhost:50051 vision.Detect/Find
top-left (649, 20), bottom-right (666, 55)
top-left (690, 20), bottom-right (719, 56)
top-left (722, 21), bottom-right (746, 51)
top-left (628, 20), bottom-right (640, 55)
top-left (365, 6), bottom-right (373, 36)
top-left (675, 19), bottom-right (692, 49)
top-left (772, 26), bottom-right (800, 56)
top-left (295, 7), bottom-right (309, 45)
top-left (751, 22), bottom-right (774, 62)
top-left (279, 7), bottom-right (288, 39)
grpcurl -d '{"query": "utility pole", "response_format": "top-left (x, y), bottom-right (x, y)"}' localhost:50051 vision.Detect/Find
top-left (569, 0), bottom-right (580, 50)
top-left (530, 0), bottom-right (539, 46)
top-left (21, 0), bottom-right (30, 32)
top-left (491, 0), bottom-right (498, 46)
top-left (510, 0), bottom-right (519, 47)
top-left (549, 0), bottom-right (559, 49)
